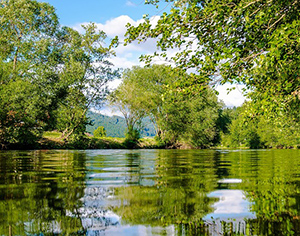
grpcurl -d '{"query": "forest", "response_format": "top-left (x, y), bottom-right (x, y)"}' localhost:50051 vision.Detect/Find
top-left (0, 0), bottom-right (299, 149)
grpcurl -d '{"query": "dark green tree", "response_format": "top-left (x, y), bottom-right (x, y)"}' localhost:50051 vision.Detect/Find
top-left (160, 88), bottom-right (221, 148)
top-left (222, 100), bottom-right (300, 148)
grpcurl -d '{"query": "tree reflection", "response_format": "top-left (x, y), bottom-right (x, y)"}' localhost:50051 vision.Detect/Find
top-left (1, 149), bottom-right (300, 235)
top-left (112, 150), bottom-right (300, 235)
top-left (112, 150), bottom-right (218, 233)
top-left (243, 150), bottom-right (300, 235)
top-left (209, 150), bottom-right (300, 235)
top-left (0, 150), bottom-right (87, 235)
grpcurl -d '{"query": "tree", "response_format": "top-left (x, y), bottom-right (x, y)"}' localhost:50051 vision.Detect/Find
top-left (110, 65), bottom-right (222, 148)
top-left (125, 0), bottom-right (300, 89)
top-left (108, 68), bottom-right (149, 142)
top-left (0, 0), bottom-right (61, 146)
top-left (109, 65), bottom-right (180, 144)
top-left (222, 100), bottom-right (300, 148)
top-left (0, 0), bottom-right (59, 73)
top-left (54, 24), bottom-right (119, 140)
top-left (124, 0), bottom-right (300, 123)
top-left (0, 0), bottom-right (118, 147)
top-left (110, 65), bottom-right (175, 137)
top-left (93, 126), bottom-right (106, 138)
top-left (159, 88), bottom-right (221, 148)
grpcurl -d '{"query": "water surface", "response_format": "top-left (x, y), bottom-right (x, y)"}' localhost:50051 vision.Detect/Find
top-left (0, 149), bottom-right (299, 235)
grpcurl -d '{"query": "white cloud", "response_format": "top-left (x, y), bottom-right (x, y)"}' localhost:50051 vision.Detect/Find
top-left (73, 16), bottom-right (246, 108)
top-left (73, 15), bottom-right (145, 39)
top-left (72, 15), bottom-right (160, 70)
top-left (100, 107), bottom-right (123, 117)
top-left (108, 78), bottom-right (122, 90)
top-left (97, 15), bottom-right (137, 38)
top-left (91, 106), bottom-right (123, 117)
top-left (109, 56), bottom-right (139, 69)
top-left (215, 83), bottom-right (247, 107)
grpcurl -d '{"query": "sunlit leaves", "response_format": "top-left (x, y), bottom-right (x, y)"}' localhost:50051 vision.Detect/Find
top-left (0, 0), bottom-right (119, 146)
top-left (125, 0), bottom-right (300, 120)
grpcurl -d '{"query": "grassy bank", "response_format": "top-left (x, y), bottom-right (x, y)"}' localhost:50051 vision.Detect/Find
top-left (38, 131), bottom-right (163, 149)
top-left (3, 131), bottom-right (298, 150)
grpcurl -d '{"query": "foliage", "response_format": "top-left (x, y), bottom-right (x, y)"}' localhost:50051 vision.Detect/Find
top-left (108, 65), bottom-right (173, 145)
top-left (0, 0), bottom-right (59, 146)
top-left (110, 65), bottom-right (222, 148)
top-left (160, 89), bottom-right (222, 148)
top-left (125, 0), bottom-right (300, 94)
top-left (108, 69), bottom-right (149, 140)
top-left (124, 0), bottom-right (300, 139)
top-left (0, 0), bottom-right (118, 147)
top-left (123, 126), bottom-right (141, 148)
top-left (0, 78), bottom-right (44, 146)
top-left (53, 24), bottom-right (119, 140)
top-left (222, 101), bottom-right (300, 148)
top-left (213, 107), bottom-right (240, 144)
top-left (93, 126), bottom-right (106, 138)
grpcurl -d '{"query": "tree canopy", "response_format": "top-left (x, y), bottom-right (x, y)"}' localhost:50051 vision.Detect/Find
top-left (123, 0), bottom-right (300, 149)
top-left (125, 0), bottom-right (300, 116)
top-left (110, 65), bottom-right (223, 148)
top-left (0, 0), bottom-right (118, 147)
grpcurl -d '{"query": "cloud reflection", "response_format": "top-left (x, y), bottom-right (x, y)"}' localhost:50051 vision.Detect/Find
top-left (204, 189), bottom-right (255, 220)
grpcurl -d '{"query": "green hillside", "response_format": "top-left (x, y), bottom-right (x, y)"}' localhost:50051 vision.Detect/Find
top-left (86, 111), bottom-right (156, 138)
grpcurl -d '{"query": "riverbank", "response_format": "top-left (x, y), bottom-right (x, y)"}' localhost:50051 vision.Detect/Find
top-left (37, 131), bottom-right (164, 150)
top-left (1, 131), bottom-right (299, 150)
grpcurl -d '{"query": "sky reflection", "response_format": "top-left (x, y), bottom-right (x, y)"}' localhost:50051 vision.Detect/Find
top-left (204, 189), bottom-right (256, 221)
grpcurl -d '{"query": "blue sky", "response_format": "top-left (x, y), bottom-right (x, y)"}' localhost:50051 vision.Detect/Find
top-left (41, 0), bottom-right (167, 74)
top-left (42, 0), bottom-right (167, 25)
top-left (41, 0), bottom-right (245, 112)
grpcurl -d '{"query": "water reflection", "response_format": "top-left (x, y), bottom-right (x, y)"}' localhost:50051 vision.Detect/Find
top-left (0, 149), bottom-right (300, 235)
top-left (205, 189), bottom-right (255, 220)
top-left (0, 150), bottom-right (87, 235)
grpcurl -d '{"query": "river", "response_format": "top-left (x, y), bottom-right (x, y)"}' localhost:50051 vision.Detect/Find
top-left (0, 149), bottom-right (299, 235)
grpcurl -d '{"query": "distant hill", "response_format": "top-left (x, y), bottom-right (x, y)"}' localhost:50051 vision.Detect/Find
top-left (86, 111), bottom-right (156, 138)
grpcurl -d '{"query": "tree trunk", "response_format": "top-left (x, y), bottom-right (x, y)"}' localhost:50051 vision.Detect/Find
top-left (13, 47), bottom-right (19, 71)
top-left (60, 128), bottom-right (69, 139)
